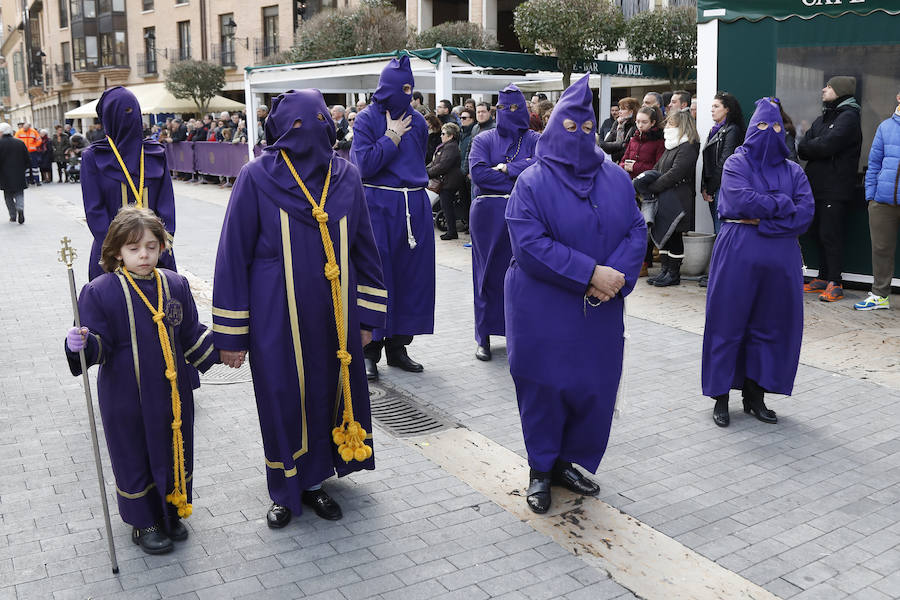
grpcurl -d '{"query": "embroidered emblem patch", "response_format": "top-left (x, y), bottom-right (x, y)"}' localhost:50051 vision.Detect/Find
top-left (164, 298), bottom-right (184, 327)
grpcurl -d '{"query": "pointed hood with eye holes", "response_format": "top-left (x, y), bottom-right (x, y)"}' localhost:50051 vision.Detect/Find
top-left (535, 75), bottom-right (605, 198)
top-left (372, 55), bottom-right (415, 118)
top-left (255, 88), bottom-right (356, 225)
top-left (496, 84), bottom-right (531, 144)
top-left (89, 86), bottom-right (166, 181)
top-left (735, 97), bottom-right (791, 189)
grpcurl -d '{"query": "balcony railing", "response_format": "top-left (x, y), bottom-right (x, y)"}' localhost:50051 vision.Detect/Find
top-left (54, 63), bottom-right (72, 83)
top-left (210, 43), bottom-right (236, 68)
top-left (136, 53), bottom-right (158, 76)
top-left (253, 37), bottom-right (279, 65)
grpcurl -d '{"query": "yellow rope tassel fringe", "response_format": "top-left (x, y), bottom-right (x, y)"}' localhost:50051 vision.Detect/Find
top-left (281, 150), bottom-right (372, 463)
top-left (122, 267), bottom-right (192, 517)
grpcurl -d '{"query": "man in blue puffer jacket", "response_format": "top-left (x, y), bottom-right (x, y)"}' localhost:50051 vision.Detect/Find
top-left (855, 90), bottom-right (900, 311)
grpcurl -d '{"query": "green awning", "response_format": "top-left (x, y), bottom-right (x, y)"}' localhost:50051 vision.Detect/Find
top-left (698, 0), bottom-right (900, 23)
top-left (246, 47), bottom-right (671, 78)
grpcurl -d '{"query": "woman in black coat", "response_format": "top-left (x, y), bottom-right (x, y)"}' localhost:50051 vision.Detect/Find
top-left (599, 97), bottom-right (640, 163)
top-left (701, 92), bottom-right (744, 234)
top-left (646, 110), bottom-right (701, 287)
top-left (427, 122), bottom-right (465, 240)
top-left (425, 114), bottom-right (443, 165)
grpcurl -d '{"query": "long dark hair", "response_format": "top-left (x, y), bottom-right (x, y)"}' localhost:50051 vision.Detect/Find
top-left (776, 101), bottom-right (797, 137)
top-left (715, 91), bottom-right (745, 133)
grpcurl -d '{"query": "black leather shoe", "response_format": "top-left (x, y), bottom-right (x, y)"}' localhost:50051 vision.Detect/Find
top-left (17, 210), bottom-right (24, 224)
top-left (551, 463), bottom-right (600, 496)
top-left (440, 232), bottom-right (458, 240)
top-left (364, 358), bottom-right (379, 381)
top-left (743, 398), bottom-right (777, 423)
top-left (166, 518), bottom-right (188, 541)
top-left (475, 344), bottom-right (491, 361)
top-left (526, 476), bottom-right (552, 514)
top-left (302, 489), bottom-right (343, 521)
top-left (386, 348), bottom-right (423, 373)
top-left (266, 502), bottom-right (292, 529)
top-left (132, 525), bottom-right (173, 555)
top-left (713, 395), bottom-right (730, 427)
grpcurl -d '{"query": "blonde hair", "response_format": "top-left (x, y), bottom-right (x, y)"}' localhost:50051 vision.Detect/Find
top-left (666, 109), bottom-right (700, 144)
top-left (441, 122), bottom-right (460, 140)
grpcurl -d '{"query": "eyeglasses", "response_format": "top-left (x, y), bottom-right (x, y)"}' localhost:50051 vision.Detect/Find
top-left (460, 115), bottom-right (473, 121)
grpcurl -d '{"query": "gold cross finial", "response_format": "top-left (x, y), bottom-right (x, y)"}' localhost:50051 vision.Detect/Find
top-left (58, 237), bottom-right (77, 268)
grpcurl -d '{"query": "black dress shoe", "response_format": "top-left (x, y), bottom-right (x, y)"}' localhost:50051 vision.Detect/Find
top-left (132, 525), bottom-right (173, 555)
top-left (475, 344), bottom-right (491, 361)
top-left (364, 357), bottom-right (379, 381)
top-left (386, 348), bottom-right (423, 373)
top-left (551, 463), bottom-right (600, 496)
top-left (526, 476), bottom-right (552, 514)
top-left (713, 395), bottom-right (730, 427)
top-left (743, 398), bottom-right (777, 423)
top-left (17, 210), bottom-right (24, 224)
top-left (302, 489), bottom-right (343, 521)
top-left (166, 518), bottom-right (189, 541)
top-left (440, 231), bottom-right (458, 240)
top-left (266, 502), bottom-right (292, 528)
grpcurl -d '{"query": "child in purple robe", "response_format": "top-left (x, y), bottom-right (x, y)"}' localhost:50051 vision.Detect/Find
top-left (505, 76), bottom-right (647, 514)
top-left (468, 84), bottom-right (540, 362)
top-left (703, 98), bottom-right (814, 427)
top-left (213, 89), bottom-right (386, 528)
top-left (351, 55), bottom-right (434, 381)
top-left (81, 87), bottom-right (176, 281)
top-left (65, 207), bottom-right (218, 555)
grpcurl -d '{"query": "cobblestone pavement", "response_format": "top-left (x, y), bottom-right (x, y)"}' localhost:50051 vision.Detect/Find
top-left (1, 181), bottom-right (899, 600)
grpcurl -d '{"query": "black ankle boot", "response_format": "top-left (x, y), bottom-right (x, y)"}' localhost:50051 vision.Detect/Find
top-left (742, 379), bottom-right (777, 423)
top-left (647, 254), bottom-right (669, 285)
top-left (653, 257), bottom-right (681, 286)
top-left (713, 394), bottom-right (730, 427)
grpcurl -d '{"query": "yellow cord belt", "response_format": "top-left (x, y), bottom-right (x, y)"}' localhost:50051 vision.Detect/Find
top-left (122, 267), bottom-right (192, 517)
top-left (281, 150), bottom-right (372, 463)
top-left (106, 135), bottom-right (145, 208)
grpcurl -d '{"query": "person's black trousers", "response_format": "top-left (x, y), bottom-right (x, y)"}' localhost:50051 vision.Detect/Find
top-left (811, 198), bottom-right (846, 284)
top-left (364, 335), bottom-right (413, 362)
top-left (439, 188), bottom-right (457, 234)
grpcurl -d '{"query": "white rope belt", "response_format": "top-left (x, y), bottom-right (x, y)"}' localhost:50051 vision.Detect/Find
top-left (475, 194), bottom-right (511, 200)
top-left (363, 184), bottom-right (424, 249)
top-left (723, 219), bottom-right (758, 225)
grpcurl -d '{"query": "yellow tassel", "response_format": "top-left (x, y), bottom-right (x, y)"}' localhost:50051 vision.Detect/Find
top-left (281, 151), bottom-right (372, 464)
top-left (123, 267), bottom-right (192, 517)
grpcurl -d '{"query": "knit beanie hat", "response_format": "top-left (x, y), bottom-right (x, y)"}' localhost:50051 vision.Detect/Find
top-left (826, 76), bottom-right (856, 99)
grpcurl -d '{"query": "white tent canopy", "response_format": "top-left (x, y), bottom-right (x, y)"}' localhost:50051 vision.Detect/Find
top-left (64, 82), bottom-right (245, 119)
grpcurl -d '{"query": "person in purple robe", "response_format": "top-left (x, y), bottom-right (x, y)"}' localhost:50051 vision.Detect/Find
top-left (702, 98), bottom-right (814, 427)
top-left (213, 89), bottom-right (386, 527)
top-left (505, 76), bottom-right (647, 514)
top-left (351, 55), bottom-right (435, 381)
top-left (468, 84), bottom-right (540, 361)
top-left (64, 207), bottom-right (218, 555)
top-left (81, 86), bottom-right (176, 281)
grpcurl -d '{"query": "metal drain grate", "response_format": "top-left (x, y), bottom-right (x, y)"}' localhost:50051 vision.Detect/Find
top-left (368, 382), bottom-right (454, 437)
top-left (200, 361), bottom-right (253, 385)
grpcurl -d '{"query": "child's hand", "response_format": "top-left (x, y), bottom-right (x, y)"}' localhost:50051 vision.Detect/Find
top-left (220, 350), bottom-right (246, 368)
top-left (67, 327), bottom-right (88, 352)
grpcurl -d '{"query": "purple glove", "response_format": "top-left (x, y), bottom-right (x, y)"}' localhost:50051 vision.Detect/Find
top-left (67, 327), bottom-right (88, 352)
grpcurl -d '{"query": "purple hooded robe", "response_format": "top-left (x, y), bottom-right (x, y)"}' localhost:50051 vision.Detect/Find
top-left (65, 269), bottom-right (217, 529)
top-left (702, 98), bottom-right (814, 397)
top-left (81, 87), bottom-right (176, 281)
top-left (504, 77), bottom-right (647, 473)
top-left (212, 89), bottom-right (386, 514)
top-left (350, 55), bottom-right (435, 340)
top-left (468, 85), bottom-right (540, 346)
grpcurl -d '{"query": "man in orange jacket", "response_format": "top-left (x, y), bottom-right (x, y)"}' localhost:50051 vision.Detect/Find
top-left (15, 122), bottom-right (42, 186)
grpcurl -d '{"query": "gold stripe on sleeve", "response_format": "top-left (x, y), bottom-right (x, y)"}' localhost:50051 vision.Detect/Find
top-left (358, 299), bottom-right (387, 313)
top-left (212, 324), bottom-right (250, 335)
top-left (212, 307), bottom-right (250, 319)
top-left (357, 285), bottom-right (388, 298)
top-left (191, 344), bottom-right (215, 368)
top-left (184, 329), bottom-right (211, 359)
